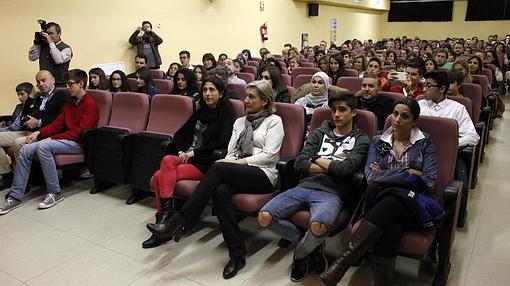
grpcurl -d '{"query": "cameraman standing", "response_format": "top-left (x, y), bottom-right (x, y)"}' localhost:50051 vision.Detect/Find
top-left (129, 21), bottom-right (163, 69)
top-left (28, 22), bottom-right (73, 87)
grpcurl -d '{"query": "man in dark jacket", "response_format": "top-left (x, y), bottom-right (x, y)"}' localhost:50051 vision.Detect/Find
top-left (129, 21), bottom-right (163, 69)
top-left (356, 72), bottom-right (395, 131)
top-left (0, 69), bottom-right (99, 214)
top-left (258, 91), bottom-right (370, 282)
top-left (0, 70), bottom-right (67, 190)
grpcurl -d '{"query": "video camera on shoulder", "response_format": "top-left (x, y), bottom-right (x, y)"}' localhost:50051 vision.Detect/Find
top-left (34, 20), bottom-right (48, 45)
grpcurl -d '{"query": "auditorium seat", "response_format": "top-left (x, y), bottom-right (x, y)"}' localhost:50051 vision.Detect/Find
top-left (281, 74), bottom-right (292, 86)
top-left (343, 69), bottom-right (359, 77)
top-left (88, 92), bottom-right (150, 195)
top-left (237, 72), bottom-right (255, 84)
top-left (242, 65), bottom-right (257, 77)
top-left (150, 69), bottom-right (165, 80)
top-left (337, 77), bottom-right (363, 94)
top-left (127, 94), bottom-right (194, 204)
top-left (153, 79), bottom-right (173, 94)
top-left (290, 67), bottom-right (320, 82)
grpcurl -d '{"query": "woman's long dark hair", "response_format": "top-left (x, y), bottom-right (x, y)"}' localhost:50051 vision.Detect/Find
top-left (109, 70), bottom-right (130, 92)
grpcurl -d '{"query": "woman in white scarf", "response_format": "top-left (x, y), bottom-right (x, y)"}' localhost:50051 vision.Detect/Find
top-left (294, 71), bottom-right (330, 127)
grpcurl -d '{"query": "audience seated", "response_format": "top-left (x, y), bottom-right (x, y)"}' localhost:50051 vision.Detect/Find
top-left (294, 71), bottom-right (331, 128)
top-left (165, 62), bottom-right (181, 81)
top-left (0, 70), bottom-right (68, 191)
top-left (147, 80), bottom-right (284, 280)
top-left (0, 69), bottom-right (99, 214)
top-left (357, 73), bottom-right (396, 131)
top-left (419, 70), bottom-right (479, 227)
top-left (135, 66), bottom-right (160, 97)
top-left (202, 53), bottom-right (217, 71)
top-left (447, 69), bottom-right (465, 97)
top-left (109, 70), bottom-right (130, 93)
top-left (142, 75), bottom-right (236, 248)
top-left (225, 58), bottom-right (246, 85)
top-left (171, 69), bottom-right (199, 100)
top-left (328, 54), bottom-right (346, 86)
top-left (319, 98), bottom-right (443, 286)
top-left (193, 65), bottom-right (207, 82)
top-left (259, 91), bottom-right (369, 282)
top-left (88, 68), bottom-right (108, 90)
top-left (127, 54), bottom-right (148, 78)
top-left (260, 66), bottom-right (290, 103)
top-left (179, 50), bottom-right (194, 70)
top-left (384, 58), bottom-right (425, 98)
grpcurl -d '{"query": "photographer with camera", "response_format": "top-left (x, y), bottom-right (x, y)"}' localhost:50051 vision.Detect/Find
top-left (28, 21), bottom-right (73, 87)
top-left (0, 70), bottom-right (68, 191)
top-left (129, 21), bottom-right (163, 69)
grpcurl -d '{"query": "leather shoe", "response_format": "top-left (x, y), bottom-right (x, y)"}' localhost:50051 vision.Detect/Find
top-left (223, 257), bottom-right (246, 279)
top-left (147, 218), bottom-right (185, 241)
top-left (141, 234), bottom-right (171, 249)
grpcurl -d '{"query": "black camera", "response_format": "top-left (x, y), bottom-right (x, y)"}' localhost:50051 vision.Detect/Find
top-left (21, 115), bottom-right (30, 124)
top-left (34, 20), bottom-right (48, 45)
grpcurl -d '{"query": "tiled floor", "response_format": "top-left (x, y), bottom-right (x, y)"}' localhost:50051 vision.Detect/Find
top-left (1, 97), bottom-right (509, 286)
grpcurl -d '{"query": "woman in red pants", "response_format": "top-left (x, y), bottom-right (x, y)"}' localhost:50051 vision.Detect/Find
top-left (142, 75), bottom-right (236, 248)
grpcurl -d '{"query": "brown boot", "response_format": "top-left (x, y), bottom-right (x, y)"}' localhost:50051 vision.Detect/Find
top-left (372, 255), bottom-right (396, 286)
top-left (318, 220), bottom-right (383, 286)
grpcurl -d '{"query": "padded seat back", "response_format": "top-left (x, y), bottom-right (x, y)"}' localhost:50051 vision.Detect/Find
top-left (246, 60), bottom-right (259, 69)
top-left (237, 72), bottom-right (255, 84)
top-left (86, 89), bottom-right (112, 128)
top-left (230, 99), bottom-right (245, 118)
top-left (481, 68), bottom-right (492, 85)
top-left (448, 96), bottom-right (474, 122)
top-left (459, 83), bottom-right (482, 121)
top-left (274, 102), bottom-right (306, 159)
top-left (293, 74), bottom-right (312, 89)
top-left (128, 78), bottom-right (138, 92)
top-left (290, 67), bottom-right (320, 81)
top-left (343, 69), bottom-right (359, 77)
top-left (153, 79), bottom-right (173, 94)
top-left (380, 91), bottom-right (406, 102)
top-left (471, 74), bottom-right (489, 97)
top-left (242, 65), bottom-right (257, 76)
top-left (150, 69), bottom-right (165, 79)
top-left (336, 77), bottom-right (363, 94)
top-left (146, 95), bottom-right (194, 134)
top-left (309, 107), bottom-right (377, 140)
top-left (109, 92), bottom-right (150, 133)
top-left (384, 115), bottom-right (458, 202)
top-left (228, 83), bottom-right (247, 101)
top-left (281, 74), bottom-right (292, 86)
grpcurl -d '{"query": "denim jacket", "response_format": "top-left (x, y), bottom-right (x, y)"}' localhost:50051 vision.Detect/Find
top-left (364, 126), bottom-right (438, 194)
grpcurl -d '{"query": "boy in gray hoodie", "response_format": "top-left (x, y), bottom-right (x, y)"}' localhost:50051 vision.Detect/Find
top-left (258, 91), bottom-right (370, 282)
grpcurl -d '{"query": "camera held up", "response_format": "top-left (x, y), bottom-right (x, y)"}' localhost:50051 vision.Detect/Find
top-left (33, 20), bottom-right (48, 45)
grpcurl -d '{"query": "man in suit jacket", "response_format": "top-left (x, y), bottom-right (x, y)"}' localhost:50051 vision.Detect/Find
top-left (0, 70), bottom-right (67, 190)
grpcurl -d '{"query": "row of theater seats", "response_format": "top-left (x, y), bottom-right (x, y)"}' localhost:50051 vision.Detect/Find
top-left (31, 86), bottom-right (462, 285)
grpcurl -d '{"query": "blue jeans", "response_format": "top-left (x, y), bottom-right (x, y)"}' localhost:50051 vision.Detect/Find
top-left (260, 187), bottom-right (343, 259)
top-left (9, 139), bottom-right (83, 200)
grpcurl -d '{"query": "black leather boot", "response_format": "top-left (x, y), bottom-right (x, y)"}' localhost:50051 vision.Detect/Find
top-left (318, 220), bottom-right (383, 286)
top-left (372, 255), bottom-right (396, 286)
top-left (142, 198), bottom-right (174, 248)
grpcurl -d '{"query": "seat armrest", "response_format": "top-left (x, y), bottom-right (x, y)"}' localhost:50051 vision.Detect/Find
top-left (443, 180), bottom-right (462, 206)
top-left (277, 157), bottom-right (298, 191)
top-left (213, 149), bottom-right (227, 160)
top-left (351, 169), bottom-right (366, 189)
top-left (160, 138), bottom-right (175, 154)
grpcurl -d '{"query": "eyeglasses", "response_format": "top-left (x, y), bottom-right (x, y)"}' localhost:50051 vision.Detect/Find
top-left (261, 75), bottom-right (271, 80)
top-left (65, 81), bottom-right (78, 87)
top-left (423, 83), bottom-right (440, 89)
top-left (111, 78), bottom-right (122, 81)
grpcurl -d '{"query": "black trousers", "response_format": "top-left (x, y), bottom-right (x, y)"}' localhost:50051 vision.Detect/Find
top-left (175, 162), bottom-right (274, 258)
top-left (365, 196), bottom-right (422, 257)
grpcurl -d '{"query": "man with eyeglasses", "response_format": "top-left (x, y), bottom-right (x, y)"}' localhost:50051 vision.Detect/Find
top-left (179, 50), bottom-right (194, 70)
top-left (0, 69), bottom-right (99, 214)
top-left (28, 22), bottom-right (72, 87)
top-left (0, 70), bottom-right (68, 191)
top-left (419, 70), bottom-right (479, 226)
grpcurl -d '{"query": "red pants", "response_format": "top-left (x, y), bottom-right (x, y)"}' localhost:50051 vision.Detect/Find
top-left (151, 155), bottom-right (204, 213)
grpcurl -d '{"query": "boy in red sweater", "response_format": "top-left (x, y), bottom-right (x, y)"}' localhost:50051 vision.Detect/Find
top-left (0, 69), bottom-right (99, 214)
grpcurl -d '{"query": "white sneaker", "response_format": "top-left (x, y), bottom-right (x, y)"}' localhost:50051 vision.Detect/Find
top-left (0, 197), bottom-right (23, 215)
top-left (38, 193), bottom-right (64, 209)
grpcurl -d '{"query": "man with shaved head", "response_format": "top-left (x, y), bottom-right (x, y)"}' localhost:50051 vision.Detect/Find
top-left (0, 70), bottom-right (67, 190)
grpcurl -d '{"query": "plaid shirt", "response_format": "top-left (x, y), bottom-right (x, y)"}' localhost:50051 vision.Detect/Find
top-left (387, 142), bottom-right (412, 171)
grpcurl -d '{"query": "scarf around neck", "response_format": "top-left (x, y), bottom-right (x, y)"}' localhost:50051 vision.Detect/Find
top-left (237, 109), bottom-right (271, 158)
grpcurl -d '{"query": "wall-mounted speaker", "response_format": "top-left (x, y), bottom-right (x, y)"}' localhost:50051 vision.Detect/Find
top-left (308, 3), bottom-right (319, 17)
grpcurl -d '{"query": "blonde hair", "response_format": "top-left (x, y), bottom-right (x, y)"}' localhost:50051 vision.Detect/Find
top-left (247, 80), bottom-right (277, 114)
